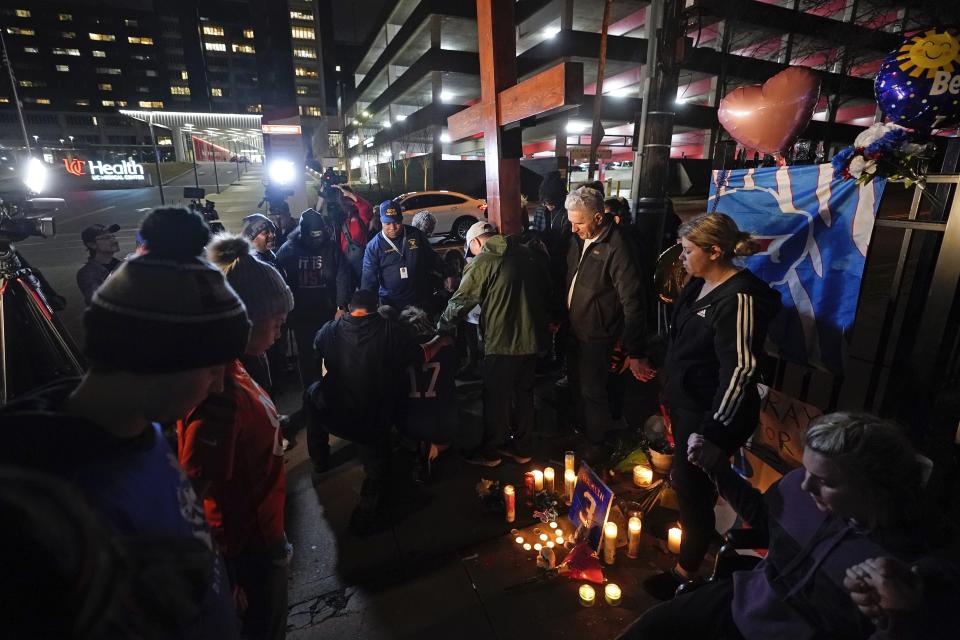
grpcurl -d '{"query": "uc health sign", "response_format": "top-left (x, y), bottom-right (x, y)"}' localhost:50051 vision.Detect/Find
top-left (64, 158), bottom-right (145, 182)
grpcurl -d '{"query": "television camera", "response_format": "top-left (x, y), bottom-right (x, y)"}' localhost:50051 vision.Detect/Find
top-left (183, 187), bottom-right (224, 233)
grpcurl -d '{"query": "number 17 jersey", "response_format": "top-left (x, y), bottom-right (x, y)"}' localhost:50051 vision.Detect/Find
top-left (401, 344), bottom-right (458, 444)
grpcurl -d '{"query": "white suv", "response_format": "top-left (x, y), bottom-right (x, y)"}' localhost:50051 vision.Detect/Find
top-left (397, 190), bottom-right (487, 240)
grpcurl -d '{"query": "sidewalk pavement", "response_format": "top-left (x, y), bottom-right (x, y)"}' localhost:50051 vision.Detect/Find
top-left (277, 371), bottom-right (693, 639)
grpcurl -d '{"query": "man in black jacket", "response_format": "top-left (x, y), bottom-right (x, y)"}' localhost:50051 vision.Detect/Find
top-left (565, 186), bottom-right (655, 463)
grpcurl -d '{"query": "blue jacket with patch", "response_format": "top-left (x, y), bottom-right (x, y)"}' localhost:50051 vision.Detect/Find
top-left (360, 225), bottom-right (444, 310)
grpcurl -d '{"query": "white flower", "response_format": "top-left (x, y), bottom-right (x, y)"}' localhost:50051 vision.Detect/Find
top-left (854, 123), bottom-right (908, 148)
top-left (900, 142), bottom-right (928, 156)
top-left (863, 159), bottom-right (877, 175)
top-left (848, 155), bottom-right (866, 178)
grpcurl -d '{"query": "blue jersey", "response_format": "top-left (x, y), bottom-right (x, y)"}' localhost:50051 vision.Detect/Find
top-left (400, 344), bottom-right (457, 443)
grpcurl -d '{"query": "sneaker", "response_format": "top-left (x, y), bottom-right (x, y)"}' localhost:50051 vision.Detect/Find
top-left (642, 568), bottom-right (686, 601)
top-left (496, 447), bottom-right (532, 464)
top-left (462, 451), bottom-right (502, 467)
top-left (555, 375), bottom-right (569, 388)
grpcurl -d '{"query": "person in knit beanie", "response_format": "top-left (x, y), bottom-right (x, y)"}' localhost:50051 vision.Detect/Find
top-left (0, 206), bottom-right (245, 638)
top-left (179, 233), bottom-right (295, 640)
top-left (242, 213), bottom-right (280, 270)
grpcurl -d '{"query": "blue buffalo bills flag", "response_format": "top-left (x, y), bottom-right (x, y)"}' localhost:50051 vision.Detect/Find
top-left (709, 164), bottom-right (886, 373)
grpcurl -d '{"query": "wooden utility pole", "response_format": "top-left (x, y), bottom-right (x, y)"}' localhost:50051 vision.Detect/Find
top-left (587, 0), bottom-right (614, 182)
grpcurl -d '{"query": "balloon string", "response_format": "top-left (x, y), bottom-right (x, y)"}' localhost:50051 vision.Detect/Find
top-left (712, 169), bottom-right (730, 213)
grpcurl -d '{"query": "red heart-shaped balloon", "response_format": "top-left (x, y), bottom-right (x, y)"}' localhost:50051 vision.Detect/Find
top-left (717, 67), bottom-right (822, 155)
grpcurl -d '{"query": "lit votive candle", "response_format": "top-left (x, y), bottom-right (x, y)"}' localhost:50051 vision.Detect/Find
top-left (549, 521), bottom-right (558, 529)
top-left (633, 464), bottom-right (653, 487)
top-left (534, 543), bottom-right (542, 551)
top-left (556, 536), bottom-right (564, 545)
top-left (515, 536), bottom-right (524, 545)
top-left (564, 469), bottom-right (576, 505)
top-left (578, 584), bottom-right (596, 607)
top-left (503, 484), bottom-right (515, 523)
top-left (523, 543), bottom-right (532, 551)
top-left (547, 541), bottom-right (555, 548)
top-left (565, 451), bottom-right (575, 476)
top-left (603, 521), bottom-right (618, 565)
top-left (532, 470), bottom-right (544, 492)
top-left (539, 533), bottom-right (549, 542)
top-left (668, 526), bottom-right (683, 554)
top-left (604, 583), bottom-right (622, 606)
top-left (544, 467), bottom-right (555, 493)
top-left (627, 517), bottom-right (642, 558)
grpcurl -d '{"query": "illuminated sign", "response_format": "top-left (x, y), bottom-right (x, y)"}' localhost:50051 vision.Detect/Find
top-left (63, 158), bottom-right (145, 181)
top-left (261, 124), bottom-right (302, 135)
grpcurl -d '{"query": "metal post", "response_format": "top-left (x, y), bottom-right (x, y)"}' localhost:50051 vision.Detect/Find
top-left (587, 0), bottom-right (614, 182)
top-left (148, 112), bottom-right (165, 205)
top-left (0, 30), bottom-right (32, 154)
top-left (212, 148), bottom-right (220, 194)
top-left (234, 140), bottom-right (241, 184)
top-left (190, 135), bottom-right (200, 188)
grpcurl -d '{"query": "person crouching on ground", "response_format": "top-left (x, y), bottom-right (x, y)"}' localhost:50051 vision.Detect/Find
top-left (398, 305), bottom-right (457, 483)
top-left (618, 412), bottom-right (957, 640)
top-left (179, 234), bottom-right (295, 640)
top-left (306, 289), bottom-right (450, 534)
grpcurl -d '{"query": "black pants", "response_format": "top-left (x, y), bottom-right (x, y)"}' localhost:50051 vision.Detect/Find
top-left (616, 578), bottom-right (744, 639)
top-left (670, 404), bottom-right (756, 573)
top-left (479, 354), bottom-right (537, 456)
top-left (356, 437), bottom-right (392, 512)
top-left (231, 551), bottom-right (289, 640)
top-left (568, 338), bottom-right (626, 443)
top-left (293, 318), bottom-right (330, 462)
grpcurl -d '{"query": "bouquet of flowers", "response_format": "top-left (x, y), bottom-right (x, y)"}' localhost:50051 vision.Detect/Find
top-left (831, 123), bottom-right (932, 187)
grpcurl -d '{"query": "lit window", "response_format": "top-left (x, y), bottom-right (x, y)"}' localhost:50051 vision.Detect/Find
top-left (58, 13), bottom-right (72, 21)
top-left (232, 43), bottom-right (255, 54)
top-left (98, 83), bottom-right (112, 90)
top-left (0, 97), bottom-right (10, 103)
top-left (158, 137), bottom-right (172, 145)
top-left (292, 48), bottom-right (316, 59)
top-left (303, 106), bottom-right (323, 116)
top-left (24, 47), bottom-right (38, 53)
top-left (102, 99), bottom-right (116, 107)
top-left (291, 27), bottom-right (315, 40)
top-left (96, 67), bottom-right (122, 75)
top-left (205, 42), bottom-right (226, 52)
top-left (202, 26), bottom-right (224, 36)
top-left (170, 86), bottom-right (190, 95)
top-left (89, 33), bottom-right (116, 42)
top-left (138, 100), bottom-right (163, 108)
top-left (53, 48), bottom-right (81, 56)
top-left (132, 54), bottom-right (151, 61)
top-left (295, 66), bottom-right (318, 78)
top-left (75, 98), bottom-right (90, 106)
top-left (137, 86), bottom-right (149, 93)
top-left (6, 27), bottom-right (35, 36)
top-left (247, 104), bottom-right (261, 113)
top-left (92, 50), bottom-right (106, 57)
top-left (62, 32), bottom-right (76, 39)
top-left (16, 9), bottom-right (30, 17)
top-left (124, 19), bottom-right (138, 27)
top-left (211, 88), bottom-right (223, 97)
top-left (55, 65), bottom-right (69, 72)
top-left (128, 36), bottom-right (154, 45)
top-left (35, 98), bottom-right (51, 105)
top-left (145, 70), bottom-right (157, 77)
top-left (290, 11), bottom-right (313, 20)
top-left (180, 70), bottom-right (189, 80)
top-left (243, 29), bottom-right (254, 39)
top-left (296, 86), bottom-right (308, 95)
top-left (19, 80), bottom-right (44, 87)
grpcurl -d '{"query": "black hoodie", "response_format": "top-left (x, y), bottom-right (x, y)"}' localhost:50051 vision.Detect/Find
top-left (276, 209), bottom-right (351, 323)
top-left (664, 269), bottom-right (782, 450)
top-left (313, 312), bottom-right (424, 444)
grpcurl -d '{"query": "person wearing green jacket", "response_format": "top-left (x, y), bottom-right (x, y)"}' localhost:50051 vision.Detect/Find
top-left (435, 221), bottom-right (553, 467)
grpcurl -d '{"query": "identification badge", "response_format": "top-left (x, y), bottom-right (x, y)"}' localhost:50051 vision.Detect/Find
top-left (399, 266), bottom-right (409, 279)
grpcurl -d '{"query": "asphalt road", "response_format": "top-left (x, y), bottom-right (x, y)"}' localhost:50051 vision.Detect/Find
top-left (13, 161), bottom-right (265, 342)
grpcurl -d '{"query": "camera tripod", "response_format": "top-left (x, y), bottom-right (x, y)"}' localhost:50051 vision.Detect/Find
top-left (0, 240), bottom-right (85, 404)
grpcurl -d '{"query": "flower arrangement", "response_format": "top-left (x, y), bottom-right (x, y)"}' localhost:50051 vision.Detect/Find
top-left (831, 123), bottom-right (932, 187)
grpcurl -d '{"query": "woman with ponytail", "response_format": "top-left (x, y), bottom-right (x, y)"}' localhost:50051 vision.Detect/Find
top-left (645, 212), bottom-right (782, 599)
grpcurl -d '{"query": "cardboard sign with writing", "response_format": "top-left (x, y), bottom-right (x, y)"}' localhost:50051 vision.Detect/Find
top-left (569, 464), bottom-right (614, 550)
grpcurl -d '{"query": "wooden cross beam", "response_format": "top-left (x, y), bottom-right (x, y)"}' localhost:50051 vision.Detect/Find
top-left (447, 0), bottom-right (583, 235)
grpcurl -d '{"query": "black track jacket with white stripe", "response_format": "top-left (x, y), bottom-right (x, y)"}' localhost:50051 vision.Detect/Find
top-left (664, 269), bottom-right (781, 450)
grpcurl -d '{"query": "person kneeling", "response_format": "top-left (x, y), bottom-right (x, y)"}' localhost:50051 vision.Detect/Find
top-left (306, 290), bottom-right (449, 535)
top-left (618, 412), bottom-right (952, 640)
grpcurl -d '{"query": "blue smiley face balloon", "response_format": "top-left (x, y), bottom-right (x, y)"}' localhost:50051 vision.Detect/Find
top-left (875, 28), bottom-right (960, 132)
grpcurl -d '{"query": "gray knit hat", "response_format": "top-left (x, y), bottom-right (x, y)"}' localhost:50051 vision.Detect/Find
top-left (207, 234), bottom-right (294, 323)
top-left (84, 207), bottom-right (250, 373)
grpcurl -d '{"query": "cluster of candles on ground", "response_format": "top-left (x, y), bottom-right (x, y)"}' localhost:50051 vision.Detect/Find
top-left (511, 520), bottom-right (566, 552)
